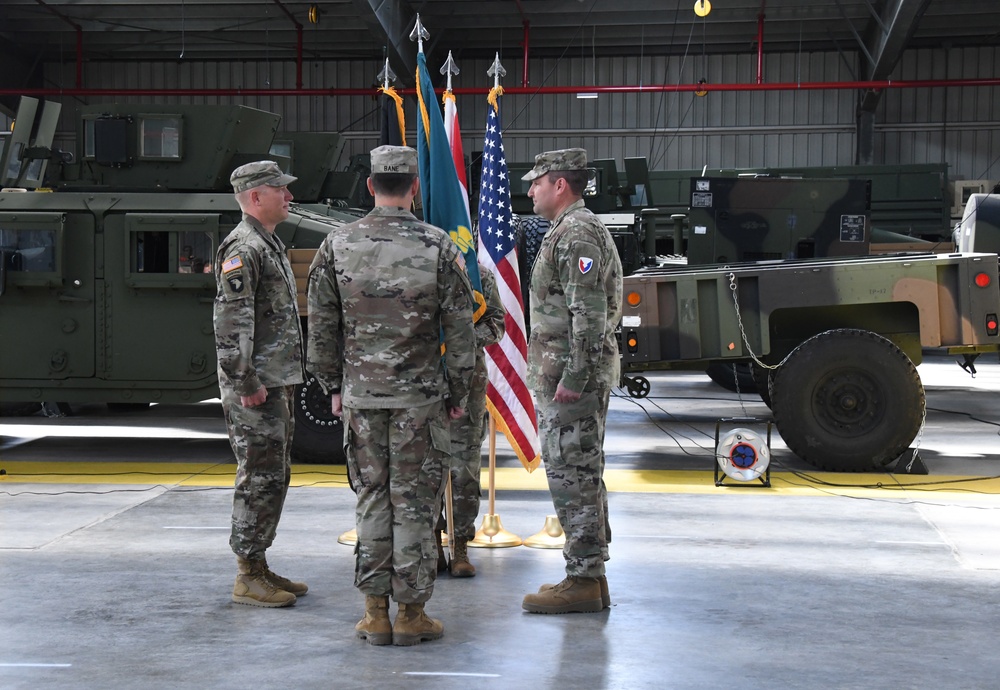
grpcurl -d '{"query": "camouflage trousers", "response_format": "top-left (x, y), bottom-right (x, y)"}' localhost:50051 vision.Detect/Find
top-left (344, 401), bottom-right (451, 604)
top-left (222, 385), bottom-right (294, 560)
top-left (446, 358), bottom-right (489, 540)
top-left (536, 388), bottom-right (612, 578)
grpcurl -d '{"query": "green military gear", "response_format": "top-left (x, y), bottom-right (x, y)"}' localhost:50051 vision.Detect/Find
top-left (521, 148), bottom-right (589, 181)
top-left (522, 576), bottom-right (604, 614)
top-left (306, 205), bottom-right (476, 409)
top-left (355, 595), bottom-right (392, 646)
top-left (370, 145), bottom-right (418, 174)
top-left (392, 602), bottom-right (444, 646)
top-left (233, 557), bottom-right (296, 608)
top-left (527, 199), bottom-right (622, 397)
top-left (230, 160), bottom-right (296, 193)
top-left (214, 215), bottom-right (305, 397)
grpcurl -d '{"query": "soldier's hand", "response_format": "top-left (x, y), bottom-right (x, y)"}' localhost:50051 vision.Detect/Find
top-left (553, 382), bottom-right (582, 403)
top-left (331, 393), bottom-right (343, 417)
top-left (448, 406), bottom-right (465, 420)
top-left (241, 385), bottom-right (268, 408)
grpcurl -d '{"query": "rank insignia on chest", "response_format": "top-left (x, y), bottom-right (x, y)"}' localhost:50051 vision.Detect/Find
top-left (578, 257), bottom-right (594, 274)
top-left (222, 255), bottom-right (244, 273)
top-left (227, 275), bottom-right (245, 293)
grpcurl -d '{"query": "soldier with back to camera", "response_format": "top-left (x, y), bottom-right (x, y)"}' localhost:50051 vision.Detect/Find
top-left (306, 145), bottom-right (476, 646)
top-left (214, 160), bottom-right (308, 608)
top-left (519, 148), bottom-right (623, 615)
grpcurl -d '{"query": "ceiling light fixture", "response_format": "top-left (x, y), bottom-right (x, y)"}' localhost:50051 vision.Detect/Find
top-left (694, 0), bottom-right (712, 18)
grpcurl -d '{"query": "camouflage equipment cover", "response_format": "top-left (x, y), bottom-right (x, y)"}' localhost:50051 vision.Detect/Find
top-left (370, 145), bottom-right (418, 174)
top-left (528, 199), bottom-right (623, 399)
top-left (213, 215), bottom-right (306, 396)
top-left (230, 160), bottom-right (297, 193)
top-left (521, 148), bottom-right (589, 181)
top-left (305, 206), bottom-right (476, 409)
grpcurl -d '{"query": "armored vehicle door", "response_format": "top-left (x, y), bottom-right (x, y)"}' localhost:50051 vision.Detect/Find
top-left (0, 210), bottom-right (97, 382)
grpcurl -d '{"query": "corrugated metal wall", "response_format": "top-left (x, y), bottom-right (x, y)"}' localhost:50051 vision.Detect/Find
top-left (26, 45), bottom-right (1000, 183)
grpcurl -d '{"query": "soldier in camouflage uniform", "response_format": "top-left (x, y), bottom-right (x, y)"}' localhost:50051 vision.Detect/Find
top-left (306, 145), bottom-right (476, 646)
top-left (519, 148), bottom-right (623, 614)
top-left (214, 160), bottom-right (307, 609)
top-left (443, 267), bottom-right (505, 577)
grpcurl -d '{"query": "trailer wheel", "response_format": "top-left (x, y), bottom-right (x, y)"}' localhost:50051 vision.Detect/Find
top-left (291, 377), bottom-right (345, 464)
top-left (516, 215), bottom-right (550, 331)
top-left (771, 329), bottom-right (924, 472)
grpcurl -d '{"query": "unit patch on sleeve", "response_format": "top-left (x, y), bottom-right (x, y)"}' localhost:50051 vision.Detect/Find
top-left (222, 255), bottom-right (244, 273)
top-left (578, 256), bottom-right (594, 274)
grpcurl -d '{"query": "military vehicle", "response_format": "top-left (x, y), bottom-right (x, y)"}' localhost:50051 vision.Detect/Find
top-left (0, 97), bottom-right (365, 462)
top-left (618, 175), bottom-right (1000, 472)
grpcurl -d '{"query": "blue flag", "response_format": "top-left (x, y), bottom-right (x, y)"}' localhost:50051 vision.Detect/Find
top-left (415, 51), bottom-right (485, 319)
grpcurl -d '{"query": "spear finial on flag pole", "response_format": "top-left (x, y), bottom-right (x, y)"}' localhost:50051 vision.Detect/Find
top-left (440, 50), bottom-right (460, 92)
top-left (488, 52), bottom-right (506, 90)
top-left (377, 57), bottom-right (396, 91)
top-left (409, 13), bottom-right (429, 53)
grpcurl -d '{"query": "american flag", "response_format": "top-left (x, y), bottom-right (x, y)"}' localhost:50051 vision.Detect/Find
top-left (477, 88), bottom-right (541, 472)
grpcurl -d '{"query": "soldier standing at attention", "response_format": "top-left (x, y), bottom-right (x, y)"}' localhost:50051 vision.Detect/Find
top-left (519, 148), bottom-right (623, 614)
top-left (443, 267), bottom-right (505, 578)
top-left (214, 160), bottom-right (307, 608)
top-left (306, 145), bottom-right (476, 646)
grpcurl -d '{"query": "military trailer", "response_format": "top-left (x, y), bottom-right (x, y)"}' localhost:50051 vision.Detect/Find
top-left (619, 178), bottom-right (1000, 472)
top-left (0, 97), bottom-right (362, 462)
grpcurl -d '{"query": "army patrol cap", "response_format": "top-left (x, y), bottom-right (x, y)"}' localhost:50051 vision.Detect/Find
top-left (230, 160), bottom-right (297, 193)
top-left (521, 148), bottom-right (589, 181)
top-left (370, 145), bottom-right (418, 174)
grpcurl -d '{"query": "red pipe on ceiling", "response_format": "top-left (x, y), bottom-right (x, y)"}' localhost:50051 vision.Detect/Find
top-left (4, 78), bottom-right (1000, 98)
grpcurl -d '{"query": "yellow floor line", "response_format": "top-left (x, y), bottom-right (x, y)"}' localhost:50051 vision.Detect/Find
top-left (3, 461), bottom-right (1000, 499)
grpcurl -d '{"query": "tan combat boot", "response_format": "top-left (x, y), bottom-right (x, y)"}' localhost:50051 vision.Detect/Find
top-left (355, 595), bottom-right (392, 646)
top-left (233, 556), bottom-right (296, 608)
top-left (449, 539), bottom-right (476, 578)
top-left (522, 576), bottom-right (603, 614)
top-left (539, 574), bottom-right (610, 608)
top-left (261, 555), bottom-right (308, 596)
top-left (392, 602), bottom-right (444, 646)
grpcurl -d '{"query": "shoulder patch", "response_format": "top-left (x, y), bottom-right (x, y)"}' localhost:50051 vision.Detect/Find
top-left (454, 252), bottom-right (467, 273)
top-left (578, 256), bottom-right (594, 274)
top-left (222, 255), bottom-right (244, 273)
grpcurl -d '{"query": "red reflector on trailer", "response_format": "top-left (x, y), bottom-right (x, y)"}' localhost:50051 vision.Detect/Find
top-left (975, 272), bottom-right (991, 288)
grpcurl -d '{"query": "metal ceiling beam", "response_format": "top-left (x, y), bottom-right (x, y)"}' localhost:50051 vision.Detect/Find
top-left (858, 0), bottom-right (933, 111)
top-left (353, 0), bottom-right (418, 88)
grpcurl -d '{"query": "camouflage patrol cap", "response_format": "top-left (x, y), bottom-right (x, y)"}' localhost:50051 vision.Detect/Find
top-left (521, 148), bottom-right (589, 181)
top-left (370, 145), bottom-right (418, 174)
top-left (230, 160), bottom-right (297, 193)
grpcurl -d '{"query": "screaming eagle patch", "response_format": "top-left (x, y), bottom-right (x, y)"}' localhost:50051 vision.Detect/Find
top-left (226, 274), bottom-right (245, 293)
top-left (578, 256), bottom-right (594, 274)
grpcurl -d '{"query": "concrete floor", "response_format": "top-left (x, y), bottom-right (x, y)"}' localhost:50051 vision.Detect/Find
top-left (2, 354), bottom-right (1000, 689)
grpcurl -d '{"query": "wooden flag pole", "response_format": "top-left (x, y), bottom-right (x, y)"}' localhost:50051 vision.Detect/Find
top-left (471, 416), bottom-right (522, 547)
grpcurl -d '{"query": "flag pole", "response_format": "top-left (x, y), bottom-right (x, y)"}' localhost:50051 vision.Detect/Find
top-left (471, 417), bottom-right (522, 547)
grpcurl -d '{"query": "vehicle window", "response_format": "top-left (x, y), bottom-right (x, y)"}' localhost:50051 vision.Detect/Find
top-left (0, 226), bottom-right (57, 272)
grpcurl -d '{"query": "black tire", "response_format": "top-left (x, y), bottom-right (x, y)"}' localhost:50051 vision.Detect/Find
top-left (750, 363), bottom-right (774, 409)
top-left (705, 361), bottom-right (758, 396)
top-left (516, 214), bottom-right (550, 331)
top-left (624, 375), bottom-right (651, 399)
top-left (771, 329), bottom-right (924, 472)
top-left (291, 376), bottom-right (345, 464)
top-left (0, 402), bottom-right (42, 416)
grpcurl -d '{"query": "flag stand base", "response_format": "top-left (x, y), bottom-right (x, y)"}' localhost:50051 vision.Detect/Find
top-left (523, 514), bottom-right (566, 549)
top-left (470, 513), bottom-right (522, 548)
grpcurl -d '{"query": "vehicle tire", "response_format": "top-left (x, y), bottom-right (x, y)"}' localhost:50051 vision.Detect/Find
top-left (107, 402), bottom-right (151, 413)
top-left (771, 328), bottom-right (924, 472)
top-left (516, 214), bottom-right (549, 331)
top-left (291, 376), bottom-right (345, 464)
top-left (0, 402), bottom-right (42, 416)
top-left (750, 363), bottom-right (774, 409)
top-left (705, 361), bottom-right (758, 396)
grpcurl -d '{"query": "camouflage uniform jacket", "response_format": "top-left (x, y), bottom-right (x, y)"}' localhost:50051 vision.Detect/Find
top-left (528, 199), bottom-right (623, 398)
top-left (306, 205), bottom-right (477, 410)
top-left (213, 214), bottom-right (305, 396)
top-left (476, 269), bottom-right (506, 356)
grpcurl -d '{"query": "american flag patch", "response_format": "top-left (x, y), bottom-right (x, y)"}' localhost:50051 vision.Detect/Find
top-left (222, 256), bottom-right (243, 273)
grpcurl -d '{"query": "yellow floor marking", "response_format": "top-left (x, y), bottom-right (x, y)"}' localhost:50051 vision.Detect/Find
top-left (3, 461), bottom-right (1000, 499)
